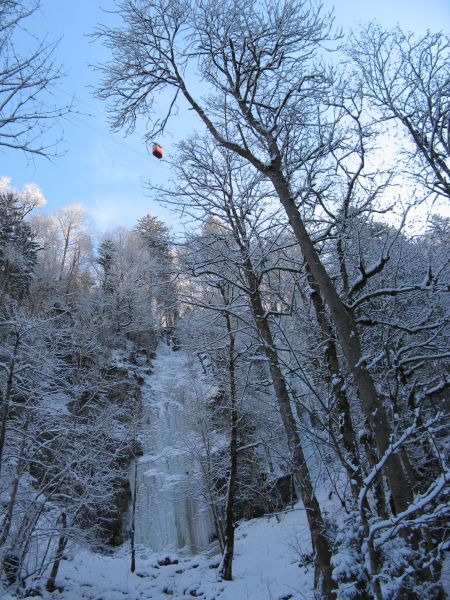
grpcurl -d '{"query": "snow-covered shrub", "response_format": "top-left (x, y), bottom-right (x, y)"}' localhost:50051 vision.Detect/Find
top-left (332, 512), bottom-right (369, 600)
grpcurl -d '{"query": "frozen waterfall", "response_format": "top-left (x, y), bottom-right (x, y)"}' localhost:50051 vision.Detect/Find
top-left (131, 344), bottom-right (215, 553)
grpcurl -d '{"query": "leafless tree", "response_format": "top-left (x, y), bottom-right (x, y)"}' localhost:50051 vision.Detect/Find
top-left (0, 0), bottom-right (70, 157)
top-left (160, 139), bottom-right (336, 596)
top-left (350, 24), bottom-right (450, 199)
top-left (94, 0), bottom-right (412, 529)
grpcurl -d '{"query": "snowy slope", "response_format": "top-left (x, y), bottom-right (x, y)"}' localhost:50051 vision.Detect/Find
top-left (1, 506), bottom-right (314, 600)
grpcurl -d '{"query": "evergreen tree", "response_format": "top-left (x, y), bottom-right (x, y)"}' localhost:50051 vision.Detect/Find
top-left (0, 191), bottom-right (38, 305)
top-left (135, 214), bottom-right (170, 256)
top-left (97, 238), bottom-right (117, 293)
top-left (135, 214), bottom-right (178, 327)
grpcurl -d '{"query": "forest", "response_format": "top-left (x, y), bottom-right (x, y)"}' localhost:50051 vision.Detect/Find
top-left (0, 0), bottom-right (449, 599)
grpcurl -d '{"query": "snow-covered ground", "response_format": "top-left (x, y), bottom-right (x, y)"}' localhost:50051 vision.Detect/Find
top-left (1, 506), bottom-right (314, 600)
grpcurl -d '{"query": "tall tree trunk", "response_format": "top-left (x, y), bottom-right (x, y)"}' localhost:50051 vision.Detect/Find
top-left (0, 421), bottom-right (27, 547)
top-left (199, 427), bottom-right (226, 553)
top-left (46, 513), bottom-right (67, 593)
top-left (58, 225), bottom-right (72, 282)
top-left (177, 47), bottom-right (412, 513)
top-left (305, 265), bottom-right (365, 501)
top-left (220, 200), bottom-right (336, 597)
top-left (178, 58), bottom-right (411, 514)
top-left (245, 265), bottom-right (336, 599)
top-left (269, 171), bottom-right (412, 515)
top-left (219, 305), bottom-right (238, 581)
top-left (0, 331), bottom-right (20, 481)
top-left (130, 459), bottom-right (138, 573)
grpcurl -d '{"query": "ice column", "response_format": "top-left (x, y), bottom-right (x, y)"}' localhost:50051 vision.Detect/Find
top-left (132, 344), bottom-right (215, 552)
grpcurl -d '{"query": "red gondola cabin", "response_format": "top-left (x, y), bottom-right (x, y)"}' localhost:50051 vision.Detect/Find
top-left (152, 143), bottom-right (163, 159)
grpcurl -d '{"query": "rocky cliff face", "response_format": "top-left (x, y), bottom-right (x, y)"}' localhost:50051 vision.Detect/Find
top-left (93, 348), bottom-right (150, 547)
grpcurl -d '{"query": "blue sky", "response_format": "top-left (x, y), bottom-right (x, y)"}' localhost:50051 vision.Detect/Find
top-left (2, 0), bottom-right (449, 233)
